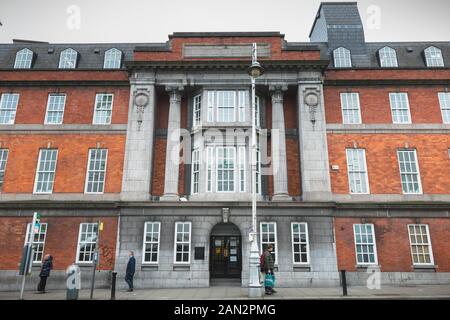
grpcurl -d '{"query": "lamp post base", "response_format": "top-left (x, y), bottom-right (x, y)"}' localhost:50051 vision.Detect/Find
top-left (248, 234), bottom-right (262, 298)
top-left (248, 286), bottom-right (263, 298)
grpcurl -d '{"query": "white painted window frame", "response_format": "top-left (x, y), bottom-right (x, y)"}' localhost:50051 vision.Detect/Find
top-left (216, 146), bottom-right (236, 193)
top-left (346, 148), bottom-right (370, 194)
top-left (291, 222), bottom-right (310, 265)
top-left (333, 47), bottom-right (352, 68)
top-left (191, 148), bottom-right (200, 194)
top-left (238, 90), bottom-right (247, 122)
top-left (397, 149), bottom-right (423, 195)
top-left (58, 48), bottom-right (78, 69)
top-left (438, 92), bottom-right (450, 124)
top-left (193, 94), bottom-right (202, 127)
top-left (238, 146), bottom-right (246, 192)
top-left (103, 48), bottom-right (122, 69)
top-left (353, 223), bottom-right (378, 266)
top-left (340, 92), bottom-right (361, 124)
top-left (206, 146), bottom-right (214, 192)
top-left (44, 94), bottom-right (66, 125)
top-left (379, 46), bottom-right (398, 67)
top-left (14, 48), bottom-right (33, 69)
top-left (92, 93), bottom-right (114, 125)
top-left (142, 221), bottom-right (161, 265)
top-left (0, 93), bottom-right (20, 125)
top-left (173, 221), bottom-right (191, 264)
top-left (76, 222), bottom-right (98, 264)
top-left (424, 46), bottom-right (444, 67)
top-left (260, 221), bottom-right (278, 264)
top-left (389, 92), bottom-right (412, 124)
top-left (407, 224), bottom-right (434, 266)
top-left (216, 90), bottom-right (236, 122)
top-left (33, 149), bottom-right (58, 194)
top-left (25, 222), bottom-right (48, 263)
top-left (0, 149), bottom-right (9, 190)
top-left (84, 149), bottom-right (108, 194)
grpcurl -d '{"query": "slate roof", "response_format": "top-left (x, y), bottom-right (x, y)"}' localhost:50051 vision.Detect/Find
top-left (0, 42), bottom-right (141, 70)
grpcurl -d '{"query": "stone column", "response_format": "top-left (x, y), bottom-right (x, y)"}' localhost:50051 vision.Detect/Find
top-left (297, 76), bottom-right (332, 201)
top-left (120, 73), bottom-right (156, 201)
top-left (160, 85), bottom-right (184, 201)
top-left (269, 84), bottom-right (291, 201)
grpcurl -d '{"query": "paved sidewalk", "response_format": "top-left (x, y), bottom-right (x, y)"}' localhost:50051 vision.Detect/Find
top-left (1, 284), bottom-right (450, 300)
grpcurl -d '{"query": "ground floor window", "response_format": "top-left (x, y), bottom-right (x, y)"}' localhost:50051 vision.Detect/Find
top-left (260, 222), bottom-right (278, 264)
top-left (353, 224), bottom-right (378, 265)
top-left (143, 222), bottom-right (160, 264)
top-left (408, 224), bottom-right (434, 266)
top-left (174, 222), bottom-right (191, 264)
top-left (76, 223), bottom-right (98, 263)
top-left (25, 222), bottom-right (48, 263)
top-left (291, 222), bottom-right (309, 264)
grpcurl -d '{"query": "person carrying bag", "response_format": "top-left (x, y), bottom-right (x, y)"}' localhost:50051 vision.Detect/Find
top-left (262, 245), bottom-right (277, 295)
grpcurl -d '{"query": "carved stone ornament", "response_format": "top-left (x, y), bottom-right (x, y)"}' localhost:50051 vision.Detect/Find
top-left (304, 92), bottom-right (319, 107)
top-left (304, 91), bottom-right (319, 126)
top-left (134, 90), bottom-right (150, 131)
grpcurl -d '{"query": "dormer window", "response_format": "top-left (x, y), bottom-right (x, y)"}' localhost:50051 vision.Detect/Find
top-left (378, 46), bottom-right (398, 67)
top-left (58, 48), bottom-right (78, 69)
top-left (14, 48), bottom-right (34, 69)
top-left (424, 46), bottom-right (444, 67)
top-left (333, 47), bottom-right (352, 68)
top-left (103, 48), bottom-right (122, 69)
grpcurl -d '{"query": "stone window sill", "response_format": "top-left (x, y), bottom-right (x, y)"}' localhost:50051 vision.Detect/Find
top-left (413, 265), bottom-right (437, 272)
top-left (355, 265), bottom-right (380, 271)
top-left (173, 265), bottom-right (190, 271)
top-left (75, 263), bottom-right (95, 268)
top-left (141, 265), bottom-right (158, 271)
top-left (293, 265), bottom-right (311, 272)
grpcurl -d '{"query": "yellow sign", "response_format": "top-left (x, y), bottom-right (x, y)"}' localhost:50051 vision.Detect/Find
top-left (99, 222), bottom-right (104, 231)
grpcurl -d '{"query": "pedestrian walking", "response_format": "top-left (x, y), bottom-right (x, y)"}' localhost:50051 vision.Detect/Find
top-left (262, 245), bottom-right (277, 295)
top-left (125, 251), bottom-right (136, 292)
top-left (37, 254), bottom-right (53, 293)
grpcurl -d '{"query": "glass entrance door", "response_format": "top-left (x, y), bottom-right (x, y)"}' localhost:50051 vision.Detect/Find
top-left (210, 236), bottom-right (242, 278)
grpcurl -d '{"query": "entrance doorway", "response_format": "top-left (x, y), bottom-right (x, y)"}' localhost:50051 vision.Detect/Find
top-left (210, 223), bottom-right (242, 279)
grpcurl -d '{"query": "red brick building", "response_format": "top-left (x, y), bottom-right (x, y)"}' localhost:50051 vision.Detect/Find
top-left (0, 2), bottom-right (449, 290)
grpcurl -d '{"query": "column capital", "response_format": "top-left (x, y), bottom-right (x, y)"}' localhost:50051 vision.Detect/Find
top-left (269, 83), bottom-right (288, 93)
top-left (269, 84), bottom-right (288, 104)
top-left (165, 85), bottom-right (184, 104)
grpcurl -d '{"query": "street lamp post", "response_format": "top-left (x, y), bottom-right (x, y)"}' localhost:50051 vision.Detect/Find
top-left (247, 43), bottom-right (264, 298)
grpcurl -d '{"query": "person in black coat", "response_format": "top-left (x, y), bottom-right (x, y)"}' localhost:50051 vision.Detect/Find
top-left (37, 254), bottom-right (53, 293)
top-left (125, 251), bottom-right (136, 292)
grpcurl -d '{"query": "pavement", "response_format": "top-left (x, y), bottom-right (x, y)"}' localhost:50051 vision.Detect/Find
top-left (1, 284), bottom-right (450, 300)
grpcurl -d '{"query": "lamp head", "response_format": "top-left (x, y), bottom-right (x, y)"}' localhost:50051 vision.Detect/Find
top-left (247, 61), bottom-right (264, 78)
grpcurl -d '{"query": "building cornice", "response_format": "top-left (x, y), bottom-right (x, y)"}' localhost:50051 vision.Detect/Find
top-left (0, 200), bottom-right (448, 211)
top-left (125, 60), bottom-right (330, 73)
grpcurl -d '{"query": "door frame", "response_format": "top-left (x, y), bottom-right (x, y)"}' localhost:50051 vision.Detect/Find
top-left (209, 235), bottom-right (242, 279)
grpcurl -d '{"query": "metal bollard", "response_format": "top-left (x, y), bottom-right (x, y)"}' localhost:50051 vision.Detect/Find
top-left (111, 271), bottom-right (117, 300)
top-left (341, 270), bottom-right (348, 296)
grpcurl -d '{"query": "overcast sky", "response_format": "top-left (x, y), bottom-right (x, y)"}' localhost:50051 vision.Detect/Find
top-left (0, 0), bottom-right (449, 44)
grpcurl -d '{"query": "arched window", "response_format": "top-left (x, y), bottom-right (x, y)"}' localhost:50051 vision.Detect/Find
top-left (378, 46), bottom-right (398, 67)
top-left (58, 48), bottom-right (78, 69)
top-left (103, 48), bottom-right (122, 69)
top-left (424, 46), bottom-right (444, 67)
top-left (14, 48), bottom-right (34, 69)
top-left (333, 47), bottom-right (352, 68)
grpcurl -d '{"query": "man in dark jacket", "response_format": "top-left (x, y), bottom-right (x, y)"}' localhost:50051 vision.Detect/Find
top-left (263, 245), bottom-right (277, 295)
top-left (37, 254), bottom-right (53, 293)
top-left (125, 251), bottom-right (136, 292)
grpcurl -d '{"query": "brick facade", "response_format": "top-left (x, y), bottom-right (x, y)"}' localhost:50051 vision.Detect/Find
top-left (334, 217), bottom-right (450, 272)
top-left (327, 133), bottom-right (450, 194)
top-left (0, 134), bottom-right (125, 193)
top-left (0, 2), bottom-right (449, 290)
top-left (0, 216), bottom-right (118, 270)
